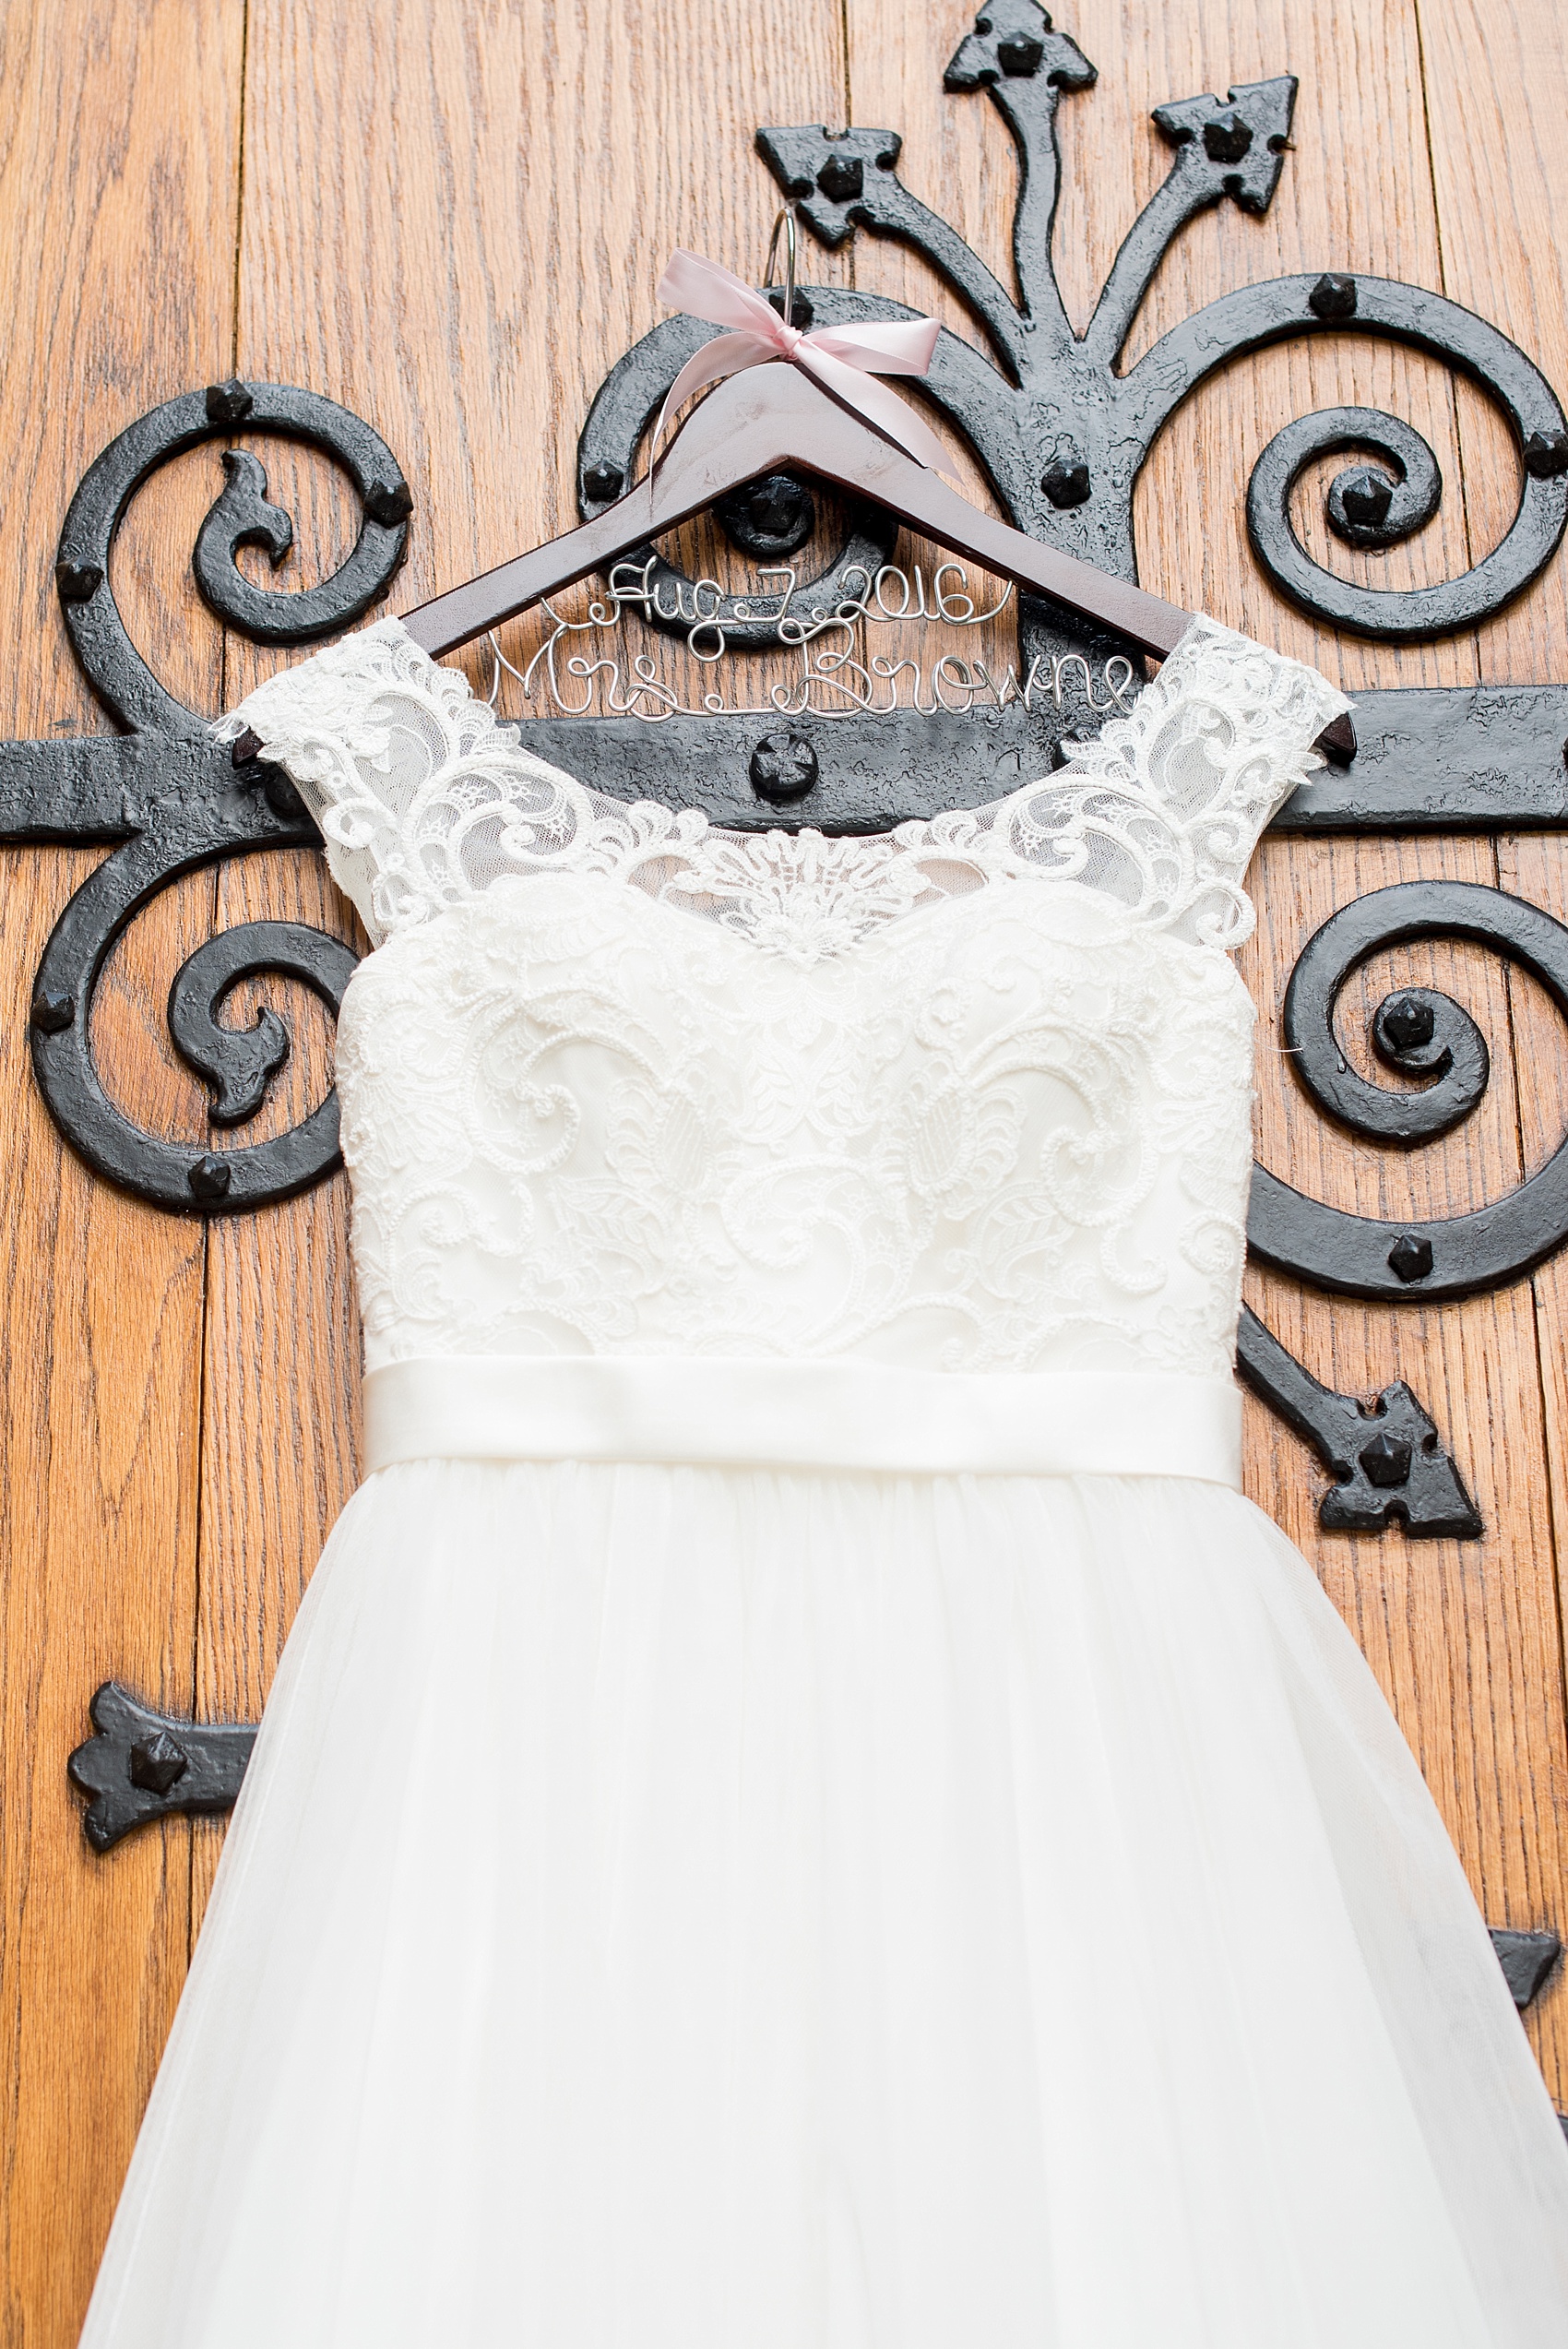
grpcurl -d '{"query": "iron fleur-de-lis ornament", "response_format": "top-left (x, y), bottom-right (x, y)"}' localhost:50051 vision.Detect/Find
top-left (8, 1), bottom-right (1568, 1564)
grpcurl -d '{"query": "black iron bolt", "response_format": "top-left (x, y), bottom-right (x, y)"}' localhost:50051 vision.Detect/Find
top-left (764, 287), bottom-right (813, 331)
top-left (1359, 1430), bottom-right (1414, 1488)
top-left (718, 471), bottom-right (816, 556)
top-left (750, 730), bottom-right (819, 803)
top-left (996, 31), bottom-right (1045, 74)
top-left (1381, 994), bottom-right (1435, 1051)
top-left (1042, 457), bottom-right (1092, 508)
top-left (1522, 428), bottom-right (1568, 481)
top-left (817, 152), bottom-right (864, 204)
top-left (54, 561), bottom-right (103, 604)
top-left (188, 1154), bottom-right (233, 1201)
top-left (205, 379), bottom-right (255, 423)
top-left (1387, 1233), bottom-right (1434, 1282)
top-left (1203, 113), bottom-right (1253, 164)
top-left (363, 476), bottom-right (414, 527)
top-left (128, 1729), bottom-right (189, 1795)
top-left (30, 989), bottom-right (75, 1034)
top-left (264, 769), bottom-right (307, 819)
top-left (582, 459), bottom-right (624, 502)
top-left (1339, 467), bottom-right (1395, 527)
top-left (1309, 272), bottom-right (1358, 320)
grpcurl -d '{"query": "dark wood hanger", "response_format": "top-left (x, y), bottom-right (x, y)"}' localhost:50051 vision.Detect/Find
top-left (232, 358), bottom-right (1352, 761)
top-left (399, 360), bottom-right (1190, 662)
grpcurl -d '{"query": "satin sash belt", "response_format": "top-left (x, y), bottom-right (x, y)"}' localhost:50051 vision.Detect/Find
top-left (363, 1356), bottom-right (1243, 1486)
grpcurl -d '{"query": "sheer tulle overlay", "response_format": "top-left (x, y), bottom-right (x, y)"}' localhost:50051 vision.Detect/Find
top-left (85, 1466), bottom-right (1568, 2346)
top-left (80, 614), bottom-right (1568, 2343)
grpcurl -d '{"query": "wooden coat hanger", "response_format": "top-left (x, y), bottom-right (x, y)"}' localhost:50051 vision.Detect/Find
top-left (393, 360), bottom-right (1353, 760)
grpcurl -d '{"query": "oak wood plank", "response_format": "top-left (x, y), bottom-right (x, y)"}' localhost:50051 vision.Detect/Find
top-left (0, 3), bottom-right (245, 2338)
top-left (193, 0), bottom-right (853, 1930)
top-left (843, 0), bottom-right (1568, 2104)
top-left (1412, 0), bottom-right (1568, 2093)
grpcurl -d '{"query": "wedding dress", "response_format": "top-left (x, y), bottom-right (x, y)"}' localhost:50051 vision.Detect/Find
top-left (80, 613), bottom-right (1568, 2347)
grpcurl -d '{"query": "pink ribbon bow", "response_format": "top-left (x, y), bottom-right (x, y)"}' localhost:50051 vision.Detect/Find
top-left (654, 248), bottom-right (956, 481)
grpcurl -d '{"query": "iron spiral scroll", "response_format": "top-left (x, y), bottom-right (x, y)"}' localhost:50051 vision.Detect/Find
top-left (4, 0), bottom-right (1568, 1559)
top-left (11, 381), bottom-right (408, 1211)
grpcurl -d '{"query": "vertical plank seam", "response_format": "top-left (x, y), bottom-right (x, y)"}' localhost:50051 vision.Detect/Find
top-left (187, 0), bottom-right (252, 1965)
top-left (1415, 0), bottom-right (1568, 1960)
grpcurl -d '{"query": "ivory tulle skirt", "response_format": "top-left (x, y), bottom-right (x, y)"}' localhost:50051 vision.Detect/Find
top-left (81, 1461), bottom-right (1568, 2347)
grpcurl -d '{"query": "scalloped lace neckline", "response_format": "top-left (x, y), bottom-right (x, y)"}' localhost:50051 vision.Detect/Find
top-left (217, 612), bottom-right (1349, 966)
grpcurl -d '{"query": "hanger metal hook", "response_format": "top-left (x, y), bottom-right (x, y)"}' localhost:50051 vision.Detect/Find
top-left (763, 203), bottom-right (800, 328)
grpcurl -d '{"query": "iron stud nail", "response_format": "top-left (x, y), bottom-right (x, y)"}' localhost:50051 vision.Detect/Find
top-left (1042, 457), bottom-right (1092, 508)
top-left (1309, 272), bottom-right (1358, 319)
top-left (1339, 466), bottom-right (1395, 526)
top-left (363, 477), bottom-right (413, 526)
top-left (1360, 1431), bottom-right (1414, 1488)
top-left (750, 729), bottom-right (819, 802)
top-left (582, 459), bottom-right (624, 502)
top-left (204, 379), bottom-right (254, 423)
top-left (30, 989), bottom-right (75, 1033)
top-left (1381, 995), bottom-right (1435, 1050)
top-left (1387, 1233), bottom-right (1434, 1282)
top-left (1203, 113), bottom-right (1253, 164)
top-left (128, 1729), bottom-right (188, 1795)
top-left (996, 33), bottom-right (1045, 75)
top-left (1523, 428), bottom-right (1568, 480)
top-left (54, 561), bottom-right (102, 604)
top-left (188, 1154), bottom-right (233, 1201)
top-left (817, 152), bottom-right (864, 204)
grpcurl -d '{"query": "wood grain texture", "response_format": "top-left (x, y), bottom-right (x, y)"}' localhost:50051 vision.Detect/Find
top-left (194, 0), bottom-right (854, 1938)
top-left (842, 0), bottom-right (1568, 2095)
top-left (8, 0), bottom-right (1568, 2335)
top-left (0, 3), bottom-right (244, 2337)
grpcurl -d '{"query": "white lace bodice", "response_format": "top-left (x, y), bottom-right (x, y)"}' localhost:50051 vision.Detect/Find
top-left (220, 614), bottom-right (1346, 1377)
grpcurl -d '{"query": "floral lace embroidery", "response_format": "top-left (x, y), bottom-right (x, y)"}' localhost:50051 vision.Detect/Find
top-left (333, 875), bottom-right (1259, 1376)
top-left (215, 613), bottom-right (1348, 964)
top-left (214, 609), bottom-right (1343, 1376)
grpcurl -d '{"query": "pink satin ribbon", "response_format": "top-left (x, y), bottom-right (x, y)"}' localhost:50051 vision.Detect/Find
top-left (654, 248), bottom-right (957, 480)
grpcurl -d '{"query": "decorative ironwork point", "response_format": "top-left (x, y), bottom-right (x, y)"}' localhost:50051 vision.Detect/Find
top-left (750, 730), bottom-right (819, 802)
top-left (1309, 271), bottom-right (1358, 319)
top-left (54, 560), bottom-right (102, 604)
top-left (187, 1154), bottom-right (232, 1201)
top-left (1359, 1430), bottom-right (1413, 1487)
top-left (817, 152), bottom-right (864, 203)
top-left (1523, 427), bottom-right (1568, 480)
top-left (204, 378), bottom-right (254, 423)
top-left (1388, 1233), bottom-right (1434, 1282)
top-left (29, 988), bottom-right (75, 1034)
top-left (582, 459), bottom-right (624, 502)
top-left (128, 1729), bottom-right (188, 1795)
top-left (363, 476), bottom-right (413, 526)
top-left (1042, 456), bottom-right (1092, 508)
top-left (1380, 994), bottom-right (1436, 1051)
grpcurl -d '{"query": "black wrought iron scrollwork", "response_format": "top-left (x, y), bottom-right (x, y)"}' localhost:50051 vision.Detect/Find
top-left (16, 6), bottom-right (1568, 1564)
top-left (1250, 883), bottom-right (1568, 1302)
top-left (0, 381), bottom-right (402, 1210)
top-left (530, 0), bottom-right (1568, 819)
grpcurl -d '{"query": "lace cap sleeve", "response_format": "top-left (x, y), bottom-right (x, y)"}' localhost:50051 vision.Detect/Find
top-left (908, 614), bottom-right (1350, 951)
top-left (211, 617), bottom-right (698, 946)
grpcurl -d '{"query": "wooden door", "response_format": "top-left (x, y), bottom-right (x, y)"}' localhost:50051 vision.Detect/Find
top-left (3, 0), bottom-right (1567, 2335)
